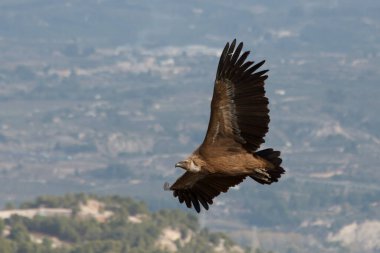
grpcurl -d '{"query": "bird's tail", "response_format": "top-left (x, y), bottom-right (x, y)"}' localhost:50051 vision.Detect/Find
top-left (250, 148), bottom-right (285, 184)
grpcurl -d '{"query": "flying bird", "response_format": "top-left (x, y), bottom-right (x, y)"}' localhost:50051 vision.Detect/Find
top-left (165, 39), bottom-right (285, 212)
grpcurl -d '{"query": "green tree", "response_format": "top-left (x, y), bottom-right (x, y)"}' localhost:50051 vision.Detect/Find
top-left (0, 218), bottom-right (5, 234)
top-left (0, 238), bottom-right (15, 253)
top-left (8, 223), bottom-right (30, 242)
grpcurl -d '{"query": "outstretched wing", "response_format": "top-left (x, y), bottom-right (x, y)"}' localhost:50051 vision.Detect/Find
top-left (169, 172), bottom-right (246, 213)
top-left (201, 39), bottom-right (270, 153)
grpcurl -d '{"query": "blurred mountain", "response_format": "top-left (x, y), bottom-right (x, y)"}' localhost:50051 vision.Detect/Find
top-left (0, 193), bottom-right (251, 253)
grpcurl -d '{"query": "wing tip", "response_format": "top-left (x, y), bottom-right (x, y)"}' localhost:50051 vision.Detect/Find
top-left (216, 39), bottom-right (267, 82)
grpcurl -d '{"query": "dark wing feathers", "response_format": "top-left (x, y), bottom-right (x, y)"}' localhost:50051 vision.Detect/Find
top-left (234, 51), bottom-right (250, 69)
top-left (201, 39), bottom-right (270, 152)
top-left (230, 42), bottom-right (243, 65)
top-left (170, 172), bottom-right (246, 213)
top-left (216, 42), bottom-right (230, 78)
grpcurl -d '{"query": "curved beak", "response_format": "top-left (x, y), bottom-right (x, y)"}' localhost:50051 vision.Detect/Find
top-left (163, 182), bottom-right (170, 191)
top-left (175, 161), bottom-right (186, 169)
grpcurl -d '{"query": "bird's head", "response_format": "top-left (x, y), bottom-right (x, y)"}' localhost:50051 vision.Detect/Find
top-left (175, 159), bottom-right (201, 173)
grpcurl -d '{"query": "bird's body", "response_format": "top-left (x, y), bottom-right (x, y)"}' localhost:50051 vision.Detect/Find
top-left (187, 147), bottom-right (271, 175)
top-left (166, 39), bottom-right (285, 212)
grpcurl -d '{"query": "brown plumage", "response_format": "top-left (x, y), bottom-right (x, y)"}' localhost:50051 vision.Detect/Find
top-left (165, 39), bottom-right (285, 212)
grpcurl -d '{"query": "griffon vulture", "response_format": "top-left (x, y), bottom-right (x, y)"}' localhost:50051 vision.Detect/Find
top-left (165, 39), bottom-right (285, 212)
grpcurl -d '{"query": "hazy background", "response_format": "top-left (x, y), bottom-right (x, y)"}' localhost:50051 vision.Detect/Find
top-left (0, 0), bottom-right (379, 252)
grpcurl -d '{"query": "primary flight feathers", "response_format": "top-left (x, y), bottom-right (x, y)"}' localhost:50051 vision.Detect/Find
top-left (166, 39), bottom-right (285, 213)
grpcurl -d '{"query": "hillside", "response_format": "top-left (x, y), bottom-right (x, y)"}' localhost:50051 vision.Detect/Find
top-left (0, 193), bottom-right (268, 253)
